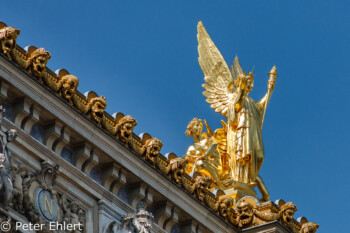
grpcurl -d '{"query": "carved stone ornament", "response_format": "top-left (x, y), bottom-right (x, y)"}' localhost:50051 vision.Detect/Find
top-left (58, 74), bottom-right (79, 105)
top-left (35, 160), bottom-right (59, 194)
top-left (59, 194), bottom-right (86, 233)
top-left (193, 175), bottom-right (213, 202)
top-left (280, 202), bottom-right (297, 228)
top-left (9, 159), bottom-right (87, 231)
top-left (115, 115), bottom-right (137, 146)
top-left (300, 222), bottom-right (319, 233)
top-left (88, 96), bottom-right (107, 125)
top-left (236, 200), bottom-right (254, 228)
top-left (10, 160), bottom-right (29, 214)
top-left (0, 26), bottom-right (20, 59)
top-left (167, 158), bottom-right (187, 185)
top-left (73, 91), bottom-right (107, 125)
top-left (142, 138), bottom-right (163, 164)
top-left (116, 202), bottom-right (154, 233)
top-left (30, 161), bottom-right (60, 224)
top-left (28, 48), bottom-right (51, 80)
top-left (9, 160), bottom-right (59, 224)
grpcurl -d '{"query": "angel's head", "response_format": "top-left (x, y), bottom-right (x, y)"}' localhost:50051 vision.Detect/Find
top-left (231, 56), bottom-right (255, 93)
top-left (185, 118), bottom-right (203, 137)
top-left (245, 71), bottom-right (255, 93)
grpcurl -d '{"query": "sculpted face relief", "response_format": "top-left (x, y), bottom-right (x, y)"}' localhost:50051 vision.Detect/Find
top-left (60, 75), bottom-right (79, 102)
top-left (0, 27), bottom-right (20, 58)
top-left (29, 48), bottom-right (51, 78)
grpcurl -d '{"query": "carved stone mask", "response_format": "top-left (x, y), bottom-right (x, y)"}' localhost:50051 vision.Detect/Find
top-left (283, 209), bottom-right (294, 224)
top-left (300, 222), bottom-right (319, 233)
top-left (148, 144), bottom-right (160, 156)
top-left (0, 27), bottom-right (19, 56)
top-left (198, 176), bottom-right (212, 190)
top-left (219, 198), bottom-right (233, 219)
top-left (61, 76), bottom-right (78, 100)
top-left (134, 210), bottom-right (153, 233)
top-left (116, 116), bottom-right (137, 144)
top-left (133, 217), bottom-right (151, 233)
top-left (32, 54), bottom-right (49, 77)
top-left (6, 129), bottom-right (17, 142)
top-left (280, 203), bottom-right (297, 225)
top-left (121, 122), bottom-right (134, 139)
top-left (1, 37), bottom-right (15, 55)
top-left (146, 138), bottom-right (162, 162)
top-left (236, 201), bottom-right (254, 227)
top-left (91, 100), bottom-right (106, 124)
top-left (170, 158), bottom-right (186, 183)
top-left (194, 176), bottom-right (212, 201)
top-left (70, 203), bottom-right (78, 213)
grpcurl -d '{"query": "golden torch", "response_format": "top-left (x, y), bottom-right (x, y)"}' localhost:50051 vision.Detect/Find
top-left (261, 66), bottom-right (278, 127)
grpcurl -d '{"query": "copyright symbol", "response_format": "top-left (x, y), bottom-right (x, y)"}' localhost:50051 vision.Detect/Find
top-left (0, 221), bottom-right (11, 232)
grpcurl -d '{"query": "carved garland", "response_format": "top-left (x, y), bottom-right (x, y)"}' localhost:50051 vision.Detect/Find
top-left (0, 23), bottom-right (318, 232)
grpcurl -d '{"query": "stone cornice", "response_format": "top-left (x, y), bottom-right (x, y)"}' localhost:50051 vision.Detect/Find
top-left (0, 55), bottom-right (235, 233)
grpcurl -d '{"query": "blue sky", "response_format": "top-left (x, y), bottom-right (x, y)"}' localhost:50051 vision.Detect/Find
top-left (3, 1), bottom-right (350, 232)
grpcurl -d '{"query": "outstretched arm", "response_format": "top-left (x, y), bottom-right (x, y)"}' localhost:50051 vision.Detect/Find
top-left (257, 85), bottom-right (273, 113)
top-left (259, 66), bottom-right (278, 125)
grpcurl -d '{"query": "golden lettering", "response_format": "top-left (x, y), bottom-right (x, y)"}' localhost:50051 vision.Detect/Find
top-left (43, 194), bottom-right (53, 215)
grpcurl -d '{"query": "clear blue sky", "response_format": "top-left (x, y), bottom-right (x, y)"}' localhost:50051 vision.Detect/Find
top-left (3, 1), bottom-right (350, 232)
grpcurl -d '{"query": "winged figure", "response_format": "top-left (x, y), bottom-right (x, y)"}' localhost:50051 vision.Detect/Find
top-left (183, 117), bottom-right (229, 189)
top-left (197, 21), bottom-right (277, 201)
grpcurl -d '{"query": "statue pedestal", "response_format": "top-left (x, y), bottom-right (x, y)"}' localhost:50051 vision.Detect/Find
top-left (223, 181), bottom-right (257, 205)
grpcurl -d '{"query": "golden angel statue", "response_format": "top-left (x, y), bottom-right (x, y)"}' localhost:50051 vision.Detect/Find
top-left (185, 21), bottom-right (278, 201)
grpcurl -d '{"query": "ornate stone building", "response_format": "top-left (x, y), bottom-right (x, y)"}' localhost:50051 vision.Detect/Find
top-left (0, 21), bottom-right (318, 233)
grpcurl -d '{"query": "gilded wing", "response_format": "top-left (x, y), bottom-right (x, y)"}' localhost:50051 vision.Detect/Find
top-left (203, 119), bottom-right (213, 137)
top-left (231, 56), bottom-right (245, 81)
top-left (197, 21), bottom-right (235, 116)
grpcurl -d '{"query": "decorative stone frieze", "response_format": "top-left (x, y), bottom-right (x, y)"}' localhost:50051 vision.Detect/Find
top-left (59, 194), bottom-right (86, 233)
top-left (9, 158), bottom-right (88, 232)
